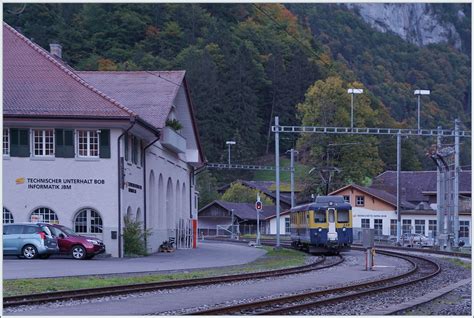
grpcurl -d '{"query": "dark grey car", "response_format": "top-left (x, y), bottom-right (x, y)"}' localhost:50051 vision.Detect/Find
top-left (3, 223), bottom-right (59, 259)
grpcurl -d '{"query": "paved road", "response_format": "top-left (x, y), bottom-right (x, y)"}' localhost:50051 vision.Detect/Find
top-left (5, 250), bottom-right (411, 316)
top-left (3, 242), bottom-right (267, 279)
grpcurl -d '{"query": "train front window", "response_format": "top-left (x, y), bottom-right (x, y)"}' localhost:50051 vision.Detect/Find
top-left (328, 209), bottom-right (335, 223)
top-left (315, 210), bottom-right (326, 223)
top-left (337, 210), bottom-right (349, 223)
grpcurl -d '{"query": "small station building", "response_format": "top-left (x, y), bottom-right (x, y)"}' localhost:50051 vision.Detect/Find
top-left (329, 171), bottom-right (472, 245)
top-left (3, 23), bottom-right (205, 257)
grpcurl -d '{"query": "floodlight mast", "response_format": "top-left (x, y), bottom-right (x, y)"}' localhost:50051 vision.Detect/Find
top-left (414, 90), bottom-right (430, 131)
top-left (347, 88), bottom-right (363, 129)
top-left (226, 141), bottom-right (236, 165)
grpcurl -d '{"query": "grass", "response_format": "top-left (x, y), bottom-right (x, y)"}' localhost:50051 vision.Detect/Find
top-left (253, 157), bottom-right (311, 183)
top-left (3, 246), bottom-right (307, 297)
top-left (442, 257), bottom-right (471, 270)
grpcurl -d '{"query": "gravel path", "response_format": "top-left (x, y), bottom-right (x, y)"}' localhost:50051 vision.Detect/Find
top-left (396, 282), bottom-right (472, 316)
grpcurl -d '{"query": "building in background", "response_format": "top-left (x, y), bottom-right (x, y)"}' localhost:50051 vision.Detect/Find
top-left (330, 170), bottom-right (471, 245)
top-left (198, 200), bottom-right (275, 236)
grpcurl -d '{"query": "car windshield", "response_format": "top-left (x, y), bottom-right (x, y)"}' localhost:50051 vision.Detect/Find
top-left (58, 225), bottom-right (77, 236)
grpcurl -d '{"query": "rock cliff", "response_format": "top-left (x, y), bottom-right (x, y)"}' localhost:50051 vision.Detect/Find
top-left (346, 3), bottom-right (463, 49)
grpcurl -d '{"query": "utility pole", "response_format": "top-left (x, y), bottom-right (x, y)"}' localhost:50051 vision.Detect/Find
top-left (454, 119), bottom-right (460, 246)
top-left (436, 126), bottom-right (443, 246)
top-left (396, 132), bottom-right (401, 244)
top-left (286, 149), bottom-right (298, 208)
top-left (275, 116), bottom-right (281, 249)
top-left (231, 208), bottom-right (234, 239)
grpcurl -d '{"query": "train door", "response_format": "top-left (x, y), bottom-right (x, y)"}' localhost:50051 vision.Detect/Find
top-left (327, 208), bottom-right (338, 241)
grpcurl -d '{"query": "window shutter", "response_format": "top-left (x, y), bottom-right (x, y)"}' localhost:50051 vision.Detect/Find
top-left (64, 130), bottom-right (74, 158)
top-left (99, 129), bottom-right (111, 158)
top-left (55, 129), bottom-right (74, 158)
top-left (55, 129), bottom-right (64, 157)
top-left (10, 128), bottom-right (30, 157)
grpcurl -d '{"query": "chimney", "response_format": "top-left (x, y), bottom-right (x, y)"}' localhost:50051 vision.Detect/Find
top-left (49, 43), bottom-right (62, 59)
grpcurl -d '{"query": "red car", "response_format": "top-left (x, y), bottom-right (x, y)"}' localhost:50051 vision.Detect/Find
top-left (40, 223), bottom-right (106, 260)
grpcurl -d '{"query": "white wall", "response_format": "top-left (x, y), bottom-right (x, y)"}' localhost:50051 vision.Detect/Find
top-left (352, 207), bottom-right (471, 245)
top-left (268, 215), bottom-right (290, 235)
top-left (145, 141), bottom-right (193, 253)
top-left (3, 128), bottom-right (122, 257)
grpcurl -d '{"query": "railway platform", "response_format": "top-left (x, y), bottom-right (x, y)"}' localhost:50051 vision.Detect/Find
top-left (2, 242), bottom-right (267, 279)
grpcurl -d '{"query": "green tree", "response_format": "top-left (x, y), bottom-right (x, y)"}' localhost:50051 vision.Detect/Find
top-left (221, 183), bottom-right (273, 205)
top-left (196, 170), bottom-right (220, 208)
top-left (296, 76), bottom-right (384, 195)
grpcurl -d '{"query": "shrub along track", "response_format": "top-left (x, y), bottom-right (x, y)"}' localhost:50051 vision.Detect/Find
top-left (187, 250), bottom-right (440, 315)
top-left (3, 251), bottom-right (343, 308)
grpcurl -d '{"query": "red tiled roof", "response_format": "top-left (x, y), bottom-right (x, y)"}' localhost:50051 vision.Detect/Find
top-left (78, 71), bottom-right (186, 128)
top-left (3, 23), bottom-right (135, 119)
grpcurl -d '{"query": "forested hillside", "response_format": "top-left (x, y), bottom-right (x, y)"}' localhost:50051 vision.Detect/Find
top-left (4, 3), bottom-right (471, 202)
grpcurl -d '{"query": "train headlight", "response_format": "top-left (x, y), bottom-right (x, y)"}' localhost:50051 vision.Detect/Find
top-left (318, 228), bottom-right (322, 232)
top-left (342, 227), bottom-right (346, 232)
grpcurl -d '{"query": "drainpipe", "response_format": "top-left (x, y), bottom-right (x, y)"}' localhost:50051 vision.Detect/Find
top-left (143, 134), bottom-right (161, 252)
top-left (117, 120), bottom-right (136, 258)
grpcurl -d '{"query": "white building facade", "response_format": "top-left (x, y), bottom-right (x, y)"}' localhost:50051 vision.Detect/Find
top-left (3, 23), bottom-right (204, 257)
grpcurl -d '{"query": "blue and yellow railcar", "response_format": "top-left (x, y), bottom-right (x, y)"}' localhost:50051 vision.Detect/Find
top-left (290, 196), bottom-right (352, 253)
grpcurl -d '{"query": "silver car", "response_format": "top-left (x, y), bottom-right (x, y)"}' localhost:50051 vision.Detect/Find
top-left (3, 223), bottom-right (59, 259)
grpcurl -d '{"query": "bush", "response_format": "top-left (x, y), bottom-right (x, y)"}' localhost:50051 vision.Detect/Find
top-left (123, 215), bottom-right (151, 256)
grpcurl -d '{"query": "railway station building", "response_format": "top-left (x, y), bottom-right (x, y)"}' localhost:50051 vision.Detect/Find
top-left (3, 23), bottom-right (205, 257)
top-left (330, 170), bottom-right (472, 245)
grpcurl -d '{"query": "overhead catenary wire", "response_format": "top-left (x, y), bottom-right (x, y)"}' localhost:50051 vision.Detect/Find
top-left (252, 4), bottom-right (332, 68)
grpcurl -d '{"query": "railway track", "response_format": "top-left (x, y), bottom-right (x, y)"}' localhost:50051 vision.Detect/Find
top-left (207, 237), bottom-right (471, 259)
top-left (187, 250), bottom-right (440, 315)
top-left (4, 251), bottom-right (343, 308)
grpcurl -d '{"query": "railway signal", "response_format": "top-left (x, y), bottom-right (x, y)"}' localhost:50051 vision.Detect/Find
top-left (256, 194), bottom-right (262, 246)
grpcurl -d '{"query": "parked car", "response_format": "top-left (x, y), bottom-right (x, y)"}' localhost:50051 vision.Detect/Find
top-left (402, 233), bottom-right (434, 247)
top-left (40, 223), bottom-right (105, 260)
top-left (3, 223), bottom-right (59, 259)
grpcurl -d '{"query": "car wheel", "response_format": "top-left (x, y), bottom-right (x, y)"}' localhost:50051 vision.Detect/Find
top-left (22, 245), bottom-right (38, 259)
top-left (39, 254), bottom-right (51, 259)
top-left (71, 245), bottom-right (86, 260)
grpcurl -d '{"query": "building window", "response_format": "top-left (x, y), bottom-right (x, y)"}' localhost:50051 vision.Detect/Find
top-left (361, 218), bottom-right (370, 229)
top-left (124, 133), bottom-right (129, 161)
top-left (285, 217), bottom-right (290, 234)
top-left (3, 207), bottom-right (14, 224)
top-left (33, 129), bottom-right (54, 157)
top-left (3, 128), bottom-right (9, 156)
top-left (429, 220), bottom-right (437, 238)
top-left (343, 195), bottom-right (350, 203)
top-left (74, 208), bottom-right (103, 233)
top-left (374, 219), bottom-right (383, 236)
top-left (30, 207), bottom-right (59, 224)
top-left (131, 136), bottom-right (140, 165)
top-left (390, 219), bottom-right (397, 236)
top-left (459, 221), bottom-right (469, 238)
top-left (415, 220), bottom-right (425, 235)
top-left (356, 195), bottom-right (365, 206)
top-left (77, 130), bottom-right (99, 157)
top-left (402, 219), bottom-right (412, 235)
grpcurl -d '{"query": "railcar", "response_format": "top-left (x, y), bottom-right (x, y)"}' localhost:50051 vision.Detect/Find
top-left (290, 195), bottom-right (352, 253)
